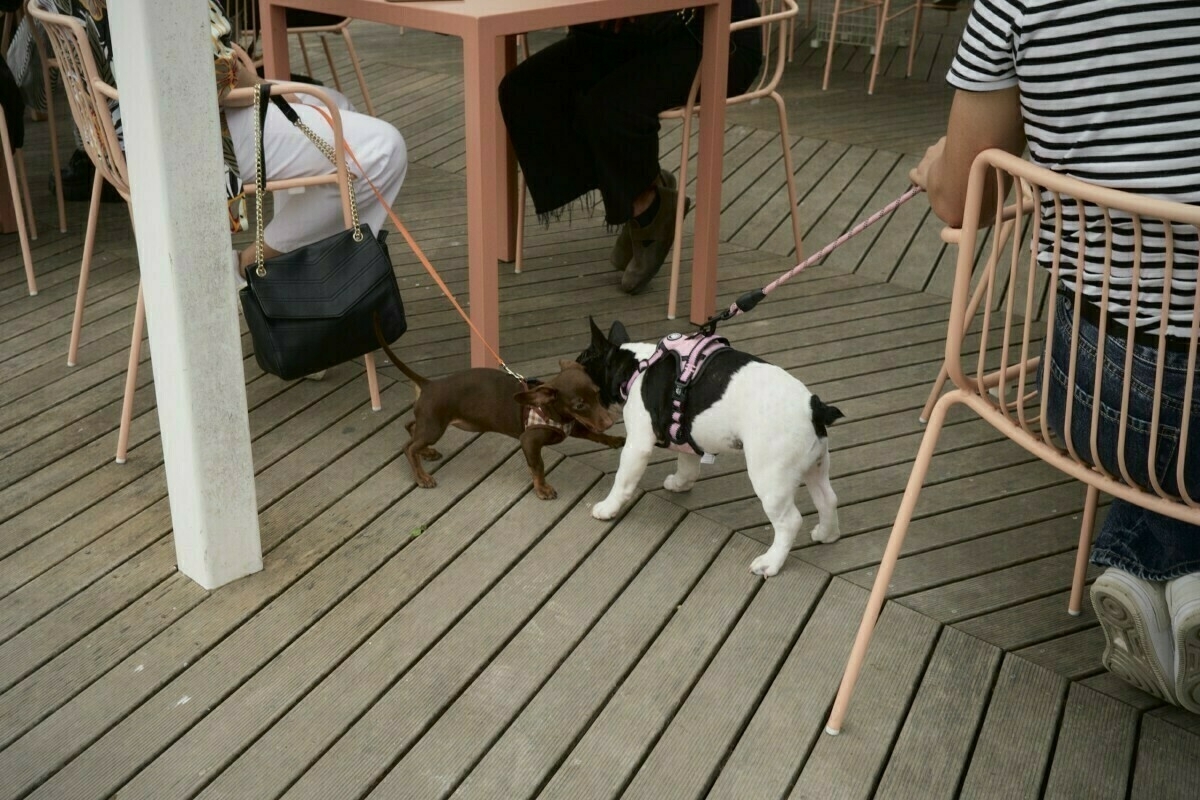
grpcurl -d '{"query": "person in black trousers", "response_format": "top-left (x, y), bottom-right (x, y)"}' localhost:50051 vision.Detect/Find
top-left (499, 5), bottom-right (763, 295)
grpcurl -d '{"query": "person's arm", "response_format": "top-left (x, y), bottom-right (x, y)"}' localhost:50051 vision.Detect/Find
top-left (910, 86), bottom-right (1025, 227)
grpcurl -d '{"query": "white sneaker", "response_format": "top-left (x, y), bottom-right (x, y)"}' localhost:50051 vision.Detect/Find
top-left (1166, 572), bottom-right (1200, 712)
top-left (1090, 568), bottom-right (1176, 703)
top-left (303, 370), bottom-right (326, 381)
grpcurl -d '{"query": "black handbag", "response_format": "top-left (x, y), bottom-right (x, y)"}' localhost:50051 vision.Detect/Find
top-left (239, 84), bottom-right (406, 381)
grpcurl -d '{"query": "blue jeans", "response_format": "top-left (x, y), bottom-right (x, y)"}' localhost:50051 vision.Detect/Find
top-left (1042, 293), bottom-right (1200, 581)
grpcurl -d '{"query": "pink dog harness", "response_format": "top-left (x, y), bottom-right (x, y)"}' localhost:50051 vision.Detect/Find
top-left (620, 331), bottom-right (730, 455)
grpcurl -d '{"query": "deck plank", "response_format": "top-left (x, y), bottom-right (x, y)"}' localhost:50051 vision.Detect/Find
top-left (307, 494), bottom-right (687, 800)
top-left (875, 627), bottom-right (1001, 800)
top-left (3, 16), bottom-right (1199, 800)
top-left (790, 596), bottom-right (941, 799)
top-left (957, 654), bottom-right (1068, 799)
top-left (1043, 682), bottom-right (1139, 800)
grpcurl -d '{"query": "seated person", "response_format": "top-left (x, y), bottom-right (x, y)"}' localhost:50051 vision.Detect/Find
top-left (498, 4), bottom-right (763, 295)
top-left (209, 1), bottom-right (407, 282)
top-left (910, 0), bottom-right (1200, 710)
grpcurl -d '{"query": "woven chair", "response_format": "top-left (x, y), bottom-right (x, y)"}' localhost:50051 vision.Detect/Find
top-left (30, 2), bottom-right (384, 463)
top-left (825, 148), bottom-right (1200, 735)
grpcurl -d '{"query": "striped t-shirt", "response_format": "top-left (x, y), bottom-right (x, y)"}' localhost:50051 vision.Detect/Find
top-left (948, 0), bottom-right (1200, 338)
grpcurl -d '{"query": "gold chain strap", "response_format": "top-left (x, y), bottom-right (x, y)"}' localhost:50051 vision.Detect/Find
top-left (253, 86), bottom-right (364, 278)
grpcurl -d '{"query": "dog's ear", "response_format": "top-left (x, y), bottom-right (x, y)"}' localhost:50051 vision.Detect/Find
top-left (514, 385), bottom-right (557, 407)
top-left (558, 359), bottom-right (585, 371)
top-left (608, 320), bottom-right (630, 346)
top-left (588, 316), bottom-right (609, 350)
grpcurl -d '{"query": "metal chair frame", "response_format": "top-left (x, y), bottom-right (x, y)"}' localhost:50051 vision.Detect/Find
top-left (825, 148), bottom-right (1200, 735)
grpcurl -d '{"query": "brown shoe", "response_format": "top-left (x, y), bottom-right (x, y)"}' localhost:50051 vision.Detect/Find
top-left (620, 185), bottom-right (690, 295)
top-left (610, 169), bottom-right (677, 271)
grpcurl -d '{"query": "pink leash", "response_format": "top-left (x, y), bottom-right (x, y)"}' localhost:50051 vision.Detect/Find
top-left (699, 185), bottom-right (924, 333)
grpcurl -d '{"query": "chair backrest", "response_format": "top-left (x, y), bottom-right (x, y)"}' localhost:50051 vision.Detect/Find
top-left (948, 148), bottom-right (1200, 520)
top-left (224, 45), bottom-right (356, 230)
top-left (26, 0), bottom-right (128, 199)
top-left (661, 0), bottom-right (799, 119)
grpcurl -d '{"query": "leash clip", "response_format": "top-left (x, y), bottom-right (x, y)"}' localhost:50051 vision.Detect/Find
top-left (500, 363), bottom-right (526, 383)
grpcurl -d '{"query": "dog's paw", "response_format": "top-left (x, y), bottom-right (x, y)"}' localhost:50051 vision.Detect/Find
top-left (535, 483), bottom-right (558, 500)
top-left (662, 474), bottom-right (694, 493)
top-left (750, 549), bottom-right (786, 577)
top-left (810, 520), bottom-right (842, 544)
top-left (591, 499), bottom-right (621, 520)
top-left (420, 447), bottom-right (442, 461)
top-left (416, 474), bottom-right (437, 489)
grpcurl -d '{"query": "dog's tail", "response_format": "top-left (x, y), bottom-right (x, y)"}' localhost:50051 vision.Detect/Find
top-left (809, 394), bottom-right (844, 439)
top-left (372, 313), bottom-right (428, 390)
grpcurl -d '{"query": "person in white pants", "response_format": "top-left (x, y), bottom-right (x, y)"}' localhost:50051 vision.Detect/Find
top-left (209, 1), bottom-right (406, 279)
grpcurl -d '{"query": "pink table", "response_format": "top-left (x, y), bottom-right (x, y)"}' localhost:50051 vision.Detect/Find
top-left (259, 0), bottom-right (731, 367)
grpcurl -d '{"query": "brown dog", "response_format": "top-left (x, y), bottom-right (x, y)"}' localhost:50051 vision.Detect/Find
top-left (375, 336), bottom-right (623, 499)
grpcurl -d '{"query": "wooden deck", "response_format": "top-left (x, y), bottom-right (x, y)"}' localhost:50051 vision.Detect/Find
top-left (3, 11), bottom-right (1200, 799)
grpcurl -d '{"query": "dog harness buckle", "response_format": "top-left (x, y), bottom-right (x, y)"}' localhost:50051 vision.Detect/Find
top-left (622, 331), bottom-right (730, 456)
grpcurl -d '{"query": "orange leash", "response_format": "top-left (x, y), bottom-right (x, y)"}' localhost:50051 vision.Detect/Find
top-left (303, 104), bottom-right (520, 378)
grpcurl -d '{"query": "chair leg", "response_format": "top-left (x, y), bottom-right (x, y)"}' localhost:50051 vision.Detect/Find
top-left (906, 0), bottom-right (924, 78)
top-left (514, 170), bottom-right (526, 274)
top-left (771, 91), bottom-right (803, 260)
top-left (319, 34), bottom-right (344, 95)
top-left (69, 171), bottom-right (105, 366)
top-left (666, 110), bottom-right (696, 321)
top-left (115, 282), bottom-right (145, 465)
top-left (868, 0), bottom-right (890, 95)
top-left (15, 150), bottom-right (37, 241)
top-left (821, 0), bottom-right (843, 90)
top-left (341, 28), bottom-right (375, 116)
top-left (364, 351), bottom-right (382, 411)
top-left (826, 390), bottom-right (954, 735)
top-left (1069, 485), bottom-right (1100, 616)
top-left (297, 32), bottom-right (315, 80)
top-left (1, 118), bottom-right (36, 295)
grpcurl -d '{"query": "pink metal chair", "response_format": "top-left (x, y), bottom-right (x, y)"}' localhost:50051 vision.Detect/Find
top-left (512, 2), bottom-right (805, 322)
top-left (663, 0), bottom-right (803, 319)
top-left (820, 0), bottom-right (955, 95)
top-left (825, 148), bottom-right (1200, 735)
top-left (226, 0), bottom-right (376, 117)
top-left (30, 3), bottom-right (383, 464)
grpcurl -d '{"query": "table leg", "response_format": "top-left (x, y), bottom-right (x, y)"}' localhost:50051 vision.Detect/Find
top-left (259, 1), bottom-right (291, 80)
top-left (689, 0), bottom-right (732, 325)
top-left (461, 27), bottom-right (502, 368)
top-left (498, 34), bottom-right (518, 264)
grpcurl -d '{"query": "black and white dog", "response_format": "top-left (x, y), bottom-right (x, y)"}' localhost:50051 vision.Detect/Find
top-left (578, 319), bottom-right (843, 577)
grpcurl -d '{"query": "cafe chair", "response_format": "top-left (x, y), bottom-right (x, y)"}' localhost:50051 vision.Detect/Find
top-left (30, 3), bottom-right (384, 464)
top-left (824, 148), bottom-right (1200, 735)
top-left (820, 0), bottom-right (951, 95)
top-left (512, 1), bottom-right (805, 323)
top-left (663, 0), bottom-right (803, 319)
top-left (3, 2), bottom-right (66, 241)
top-left (225, 0), bottom-right (376, 117)
top-left (291, 15), bottom-right (376, 117)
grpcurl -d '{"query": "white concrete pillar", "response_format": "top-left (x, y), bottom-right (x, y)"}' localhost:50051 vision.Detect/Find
top-left (107, 0), bottom-right (262, 589)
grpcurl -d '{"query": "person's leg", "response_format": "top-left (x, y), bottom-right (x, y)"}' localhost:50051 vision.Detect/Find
top-left (578, 31), bottom-right (764, 293)
top-left (1042, 291), bottom-right (1200, 705)
top-left (499, 31), bottom-right (638, 218)
top-left (226, 95), bottom-right (407, 266)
